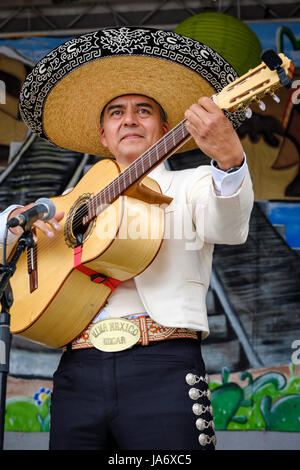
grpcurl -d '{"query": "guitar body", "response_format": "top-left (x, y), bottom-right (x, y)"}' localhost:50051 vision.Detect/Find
top-left (10, 159), bottom-right (165, 348)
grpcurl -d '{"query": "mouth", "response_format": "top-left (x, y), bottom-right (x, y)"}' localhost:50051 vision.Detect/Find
top-left (121, 133), bottom-right (144, 141)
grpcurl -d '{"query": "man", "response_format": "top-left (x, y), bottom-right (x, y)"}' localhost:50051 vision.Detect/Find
top-left (11, 27), bottom-right (253, 450)
top-left (46, 93), bottom-right (252, 450)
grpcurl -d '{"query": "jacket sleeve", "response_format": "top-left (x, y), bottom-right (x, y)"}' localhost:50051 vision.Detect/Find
top-left (0, 205), bottom-right (22, 259)
top-left (185, 165), bottom-right (254, 245)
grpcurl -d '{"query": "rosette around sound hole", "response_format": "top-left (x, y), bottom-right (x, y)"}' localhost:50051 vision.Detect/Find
top-left (64, 193), bottom-right (96, 247)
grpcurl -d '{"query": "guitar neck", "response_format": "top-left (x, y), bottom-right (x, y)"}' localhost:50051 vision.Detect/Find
top-left (121, 118), bottom-right (190, 185)
top-left (84, 51), bottom-right (294, 223)
top-left (85, 119), bottom-right (191, 222)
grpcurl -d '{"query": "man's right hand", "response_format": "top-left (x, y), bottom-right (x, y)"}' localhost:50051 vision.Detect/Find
top-left (8, 204), bottom-right (64, 242)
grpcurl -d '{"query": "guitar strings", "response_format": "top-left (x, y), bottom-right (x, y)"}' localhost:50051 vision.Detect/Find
top-left (26, 64), bottom-right (282, 253)
top-left (30, 120), bottom-right (190, 255)
top-left (34, 73), bottom-right (266, 249)
top-left (69, 119), bottom-right (189, 230)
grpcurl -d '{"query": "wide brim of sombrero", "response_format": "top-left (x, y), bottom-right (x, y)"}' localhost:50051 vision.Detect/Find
top-left (19, 27), bottom-right (245, 157)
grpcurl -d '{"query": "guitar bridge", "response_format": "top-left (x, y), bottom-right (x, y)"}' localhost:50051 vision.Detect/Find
top-left (27, 236), bottom-right (38, 293)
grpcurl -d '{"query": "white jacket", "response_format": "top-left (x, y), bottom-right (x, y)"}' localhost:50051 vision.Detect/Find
top-left (133, 163), bottom-right (254, 337)
top-left (0, 161), bottom-right (253, 337)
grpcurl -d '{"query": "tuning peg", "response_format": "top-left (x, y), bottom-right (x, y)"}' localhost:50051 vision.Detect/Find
top-left (272, 93), bottom-right (280, 103)
top-left (258, 101), bottom-right (266, 111)
top-left (245, 107), bottom-right (252, 118)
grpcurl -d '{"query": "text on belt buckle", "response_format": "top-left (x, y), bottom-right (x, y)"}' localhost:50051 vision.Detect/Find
top-left (89, 318), bottom-right (141, 352)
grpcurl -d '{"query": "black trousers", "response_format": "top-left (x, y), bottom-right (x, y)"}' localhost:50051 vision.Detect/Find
top-left (49, 338), bottom-right (215, 450)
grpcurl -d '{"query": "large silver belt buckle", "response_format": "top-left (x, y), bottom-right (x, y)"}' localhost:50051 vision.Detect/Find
top-left (89, 318), bottom-right (141, 352)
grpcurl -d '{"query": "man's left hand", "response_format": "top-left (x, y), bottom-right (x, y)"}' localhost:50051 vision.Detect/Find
top-left (185, 97), bottom-right (244, 171)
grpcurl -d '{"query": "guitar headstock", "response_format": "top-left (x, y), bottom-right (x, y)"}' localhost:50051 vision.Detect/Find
top-left (213, 52), bottom-right (294, 115)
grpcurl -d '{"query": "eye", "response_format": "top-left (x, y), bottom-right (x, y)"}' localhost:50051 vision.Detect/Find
top-left (111, 109), bottom-right (122, 116)
top-left (138, 107), bottom-right (150, 115)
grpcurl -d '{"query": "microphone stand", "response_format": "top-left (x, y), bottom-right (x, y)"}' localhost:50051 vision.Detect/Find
top-left (0, 229), bottom-right (35, 450)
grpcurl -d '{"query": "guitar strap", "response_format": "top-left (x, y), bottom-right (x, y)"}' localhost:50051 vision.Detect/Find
top-left (73, 245), bottom-right (123, 292)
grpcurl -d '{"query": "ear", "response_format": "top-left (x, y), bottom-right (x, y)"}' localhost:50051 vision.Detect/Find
top-left (162, 122), bottom-right (169, 135)
top-left (99, 126), bottom-right (108, 147)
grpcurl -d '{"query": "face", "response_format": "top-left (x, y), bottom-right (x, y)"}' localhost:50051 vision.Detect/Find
top-left (100, 95), bottom-right (169, 166)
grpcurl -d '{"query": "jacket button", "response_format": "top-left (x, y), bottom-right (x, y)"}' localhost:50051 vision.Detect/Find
top-left (189, 388), bottom-right (200, 400)
top-left (185, 373), bottom-right (196, 385)
top-left (192, 403), bottom-right (204, 415)
top-left (196, 418), bottom-right (205, 430)
top-left (198, 433), bottom-right (208, 446)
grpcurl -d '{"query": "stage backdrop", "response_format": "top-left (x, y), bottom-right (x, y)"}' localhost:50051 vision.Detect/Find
top-left (1, 17), bottom-right (300, 437)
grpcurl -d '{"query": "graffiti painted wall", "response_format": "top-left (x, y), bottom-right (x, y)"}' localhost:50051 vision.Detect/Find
top-left (209, 20), bottom-right (300, 433)
top-left (0, 18), bottom-right (300, 436)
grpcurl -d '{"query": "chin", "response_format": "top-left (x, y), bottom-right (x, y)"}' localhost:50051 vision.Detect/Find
top-left (126, 154), bottom-right (141, 164)
top-left (121, 147), bottom-right (149, 161)
top-left (116, 153), bottom-right (140, 166)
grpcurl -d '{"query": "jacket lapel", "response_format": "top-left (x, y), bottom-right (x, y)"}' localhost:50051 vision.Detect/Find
top-left (148, 163), bottom-right (174, 194)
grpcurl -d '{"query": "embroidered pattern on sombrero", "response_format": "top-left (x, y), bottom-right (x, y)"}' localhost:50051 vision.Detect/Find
top-left (19, 27), bottom-right (245, 143)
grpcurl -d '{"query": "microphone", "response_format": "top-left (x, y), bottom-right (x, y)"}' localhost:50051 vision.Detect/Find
top-left (7, 198), bottom-right (56, 231)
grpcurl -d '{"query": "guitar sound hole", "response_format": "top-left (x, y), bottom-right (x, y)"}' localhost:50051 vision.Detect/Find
top-left (72, 203), bottom-right (89, 240)
top-left (64, 193), bottom-right (96, 248)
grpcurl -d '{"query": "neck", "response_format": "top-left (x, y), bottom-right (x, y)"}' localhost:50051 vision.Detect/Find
top-left (122, 118), bottom-right (189, 180)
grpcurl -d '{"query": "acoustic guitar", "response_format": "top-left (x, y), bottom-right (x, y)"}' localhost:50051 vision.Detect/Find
top-left (9, 51), bottom-right (294, 348)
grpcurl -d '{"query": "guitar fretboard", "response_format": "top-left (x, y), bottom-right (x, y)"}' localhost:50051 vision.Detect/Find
top-left (81, 51), bottom-right (294, 226)
top-left (83, 118), bottom-right (190, 224)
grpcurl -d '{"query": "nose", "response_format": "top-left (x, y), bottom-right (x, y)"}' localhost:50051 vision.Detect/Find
top-left (123, 109), bottom-right (137, 126)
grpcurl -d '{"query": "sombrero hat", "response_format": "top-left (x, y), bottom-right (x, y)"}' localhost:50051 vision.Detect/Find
top-left (19, 26), bottom-right (245, 158)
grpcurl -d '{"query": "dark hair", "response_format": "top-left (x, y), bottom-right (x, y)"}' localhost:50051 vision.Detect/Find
top-left (157, 102), bottom-right (167, 123)
top-left (100, 95), bottom-right (167, 126)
